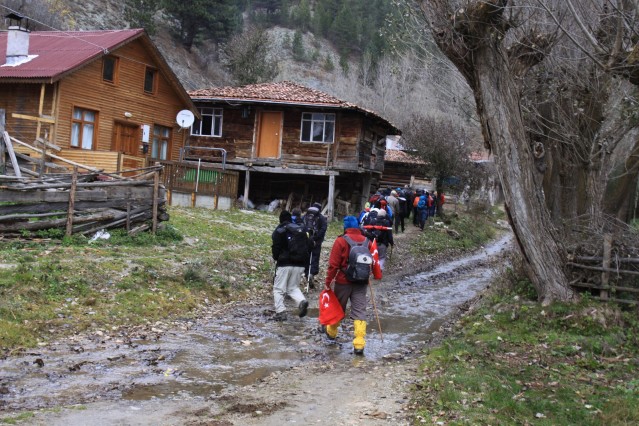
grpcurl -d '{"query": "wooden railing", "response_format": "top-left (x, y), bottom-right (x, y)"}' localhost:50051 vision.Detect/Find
top-left (157, 160), bottom-right (239, 207)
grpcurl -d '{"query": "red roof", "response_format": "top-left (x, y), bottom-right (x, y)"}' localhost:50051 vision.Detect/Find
top-left (190, 81), bottom-right (401, 134)
top-left (0, 29), bottom-right (144, 81)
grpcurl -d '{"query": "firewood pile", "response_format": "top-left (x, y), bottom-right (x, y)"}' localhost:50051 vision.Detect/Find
top-left (0, 167), bottom-right (168, 238)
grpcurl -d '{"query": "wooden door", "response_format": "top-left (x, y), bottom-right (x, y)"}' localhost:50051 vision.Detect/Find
top-left (112, 122), bottom-right (139, 156)
top-left (256, 111), bottom-right (282, 158)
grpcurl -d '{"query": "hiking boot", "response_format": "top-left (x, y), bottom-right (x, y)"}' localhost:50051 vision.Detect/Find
top-left (298, 300), bottom-right (309, 318)
top-left (274, 311), bottom-right (287, 321)
top-left (354, 348), bottom-right (364, 355)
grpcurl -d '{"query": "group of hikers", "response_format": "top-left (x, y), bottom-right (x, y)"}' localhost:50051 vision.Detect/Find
top-left (270, 186), bottom-right (444, 355)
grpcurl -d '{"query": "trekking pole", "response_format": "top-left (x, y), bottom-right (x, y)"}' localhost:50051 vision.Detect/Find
top-left (305, 251), bottom-right (313, 294)
top-left (368, 279), bottom-right (384, 343)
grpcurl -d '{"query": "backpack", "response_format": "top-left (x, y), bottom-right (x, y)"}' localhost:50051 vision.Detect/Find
top-left (285, 223), bottom-right (310, 262)
top-left (342, 235), bottom-right (372, 282)
top-left (427, 195), bottom-right (434, 208)
top-left (417, 197), bottom-right (426, 209)
top-left (303, 209), bottom-right (321, 236)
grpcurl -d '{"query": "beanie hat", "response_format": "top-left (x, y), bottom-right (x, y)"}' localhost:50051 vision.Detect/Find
top-left (279, 210), bottom-right (292, 223)
top-left (312, 202), bottom-right (322, 209)
top-left (343, 215), bottom-right (359, 230)
top-left (377, 208), bottom-right (387, 217)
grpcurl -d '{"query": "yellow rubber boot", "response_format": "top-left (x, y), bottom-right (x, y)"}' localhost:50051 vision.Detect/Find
top-left (326, 322), bottom-right (340, 340)
top-left (353, 320), bottom-right (367, 355)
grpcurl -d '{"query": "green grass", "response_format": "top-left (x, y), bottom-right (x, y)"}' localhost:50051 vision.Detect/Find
top-left (411, 278), bottom-right (639, 425)
top-left (0, 206), bottom-right (490, 352)
top-left (412, 210), bottom-right (498, 255)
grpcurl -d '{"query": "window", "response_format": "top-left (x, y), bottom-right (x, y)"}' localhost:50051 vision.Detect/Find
top-left (301, 112), bottom-right (335, 143)
top-left (151, 125), bottom-right (171, 160)
top-left (144, 67), bottom-right (157, 94)
top-left (71, 107), bottom-right (97, 150)
top-left (102, 56), bottom-right (118, 83)
top-left (191, 108), bottom-right (222, 137)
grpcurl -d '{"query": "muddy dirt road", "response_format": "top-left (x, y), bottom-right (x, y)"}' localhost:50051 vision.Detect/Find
top-left (0, 232), bottom-right (512, 425)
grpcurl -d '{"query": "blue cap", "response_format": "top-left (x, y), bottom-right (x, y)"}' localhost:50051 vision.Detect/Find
top-left (343, 216), bottom-right (359, 230)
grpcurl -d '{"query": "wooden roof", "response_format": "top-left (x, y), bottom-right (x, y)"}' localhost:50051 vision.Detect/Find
top-left (385, 149), bottom-right (426, 165)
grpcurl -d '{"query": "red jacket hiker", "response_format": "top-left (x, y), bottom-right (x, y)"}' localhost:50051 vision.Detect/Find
top-left (325, 227), bottom-right (372, 287)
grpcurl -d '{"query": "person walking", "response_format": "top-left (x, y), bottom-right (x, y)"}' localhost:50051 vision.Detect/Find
top-left (386, 190), bottom-right (400, 233)
top-left (324, 216), bottom-right (373, 355)
top-left (373, 209), bottom-right (393, 270)
top-left (271, 210), bottom-right (309, 321)
top-left (417, 193), bottom-right (428, 230)
top-left (302, 202), bottom-right (327, 288)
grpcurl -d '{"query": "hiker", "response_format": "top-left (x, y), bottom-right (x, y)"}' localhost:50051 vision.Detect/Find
top-left (386, 190), bottom-right (400, 233)
top-left (291, 207), bottom-right (303, 224)
top-left (324, 216), bottom-right (373, 355)
top-left (395, 188), bottom-right (407, 233)
top-left (413, 190), bottom-right (422, 226)
top-left (271, 210), bottom-right (309, 321)
top-left (373, 208), bottom-right (393, 270)
top-left (417, 192), bottom-right (428, 230)
top-left (303, 202), bottom-right (327, 288)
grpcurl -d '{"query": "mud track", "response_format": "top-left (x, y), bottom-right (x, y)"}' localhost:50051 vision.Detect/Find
top-left (0, 229), bottom-right (513, 425)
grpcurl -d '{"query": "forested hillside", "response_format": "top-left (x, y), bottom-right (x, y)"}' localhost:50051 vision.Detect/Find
top-left (0, 1), bottom-right (475, 120)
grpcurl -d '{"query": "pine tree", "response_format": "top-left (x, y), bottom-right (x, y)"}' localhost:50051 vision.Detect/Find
top-left (292, 30), bottom-right (306, 62)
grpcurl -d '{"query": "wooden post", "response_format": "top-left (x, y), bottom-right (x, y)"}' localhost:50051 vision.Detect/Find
top-left (0, 109), bottom-right (5, 175)
top-left (65, 167), bottom-right (78, 236)
top-left (362, 173), bottom-right (372, 210)
top-left (327, 174), bottom-right (335, 221)
top-left (2, 131), bottom-right (21, 178)
top-left (152, 168), bottom-right (159, 233)
top-left (601, 234), bottom-right (612, 301)
top-left (126, 202), bottom-right (131, 232)
top-left (243, 170), bottom-right (251, 209)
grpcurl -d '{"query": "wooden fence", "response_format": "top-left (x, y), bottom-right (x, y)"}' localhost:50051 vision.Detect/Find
top-left (568, 234), bottom-right (639, 305)
top-left (158, 160), bottom-right (239, 209)
top-left (0, 166), bottom-right (167, 237)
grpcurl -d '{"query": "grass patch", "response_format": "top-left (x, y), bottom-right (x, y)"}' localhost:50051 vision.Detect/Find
top-left (0, 206), bottom-right (493, 353)
top-left (412, 210), bottom-right (498, 255)
top-left (411, 273), bottom-right (639, 425)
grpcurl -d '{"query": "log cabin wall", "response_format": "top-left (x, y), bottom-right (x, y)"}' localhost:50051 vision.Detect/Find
top-left (55, 39), bottom-right (188, 161)
top-left (0, 83), bottom-right (55, 143)
top-left (185, 104), bottom-right (368, 172)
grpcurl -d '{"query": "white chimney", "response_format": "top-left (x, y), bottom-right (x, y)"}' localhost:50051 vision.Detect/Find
top-left (4, 13), bottom-right (30, 66)
top-left (6, 26), bottom-right (30, 65)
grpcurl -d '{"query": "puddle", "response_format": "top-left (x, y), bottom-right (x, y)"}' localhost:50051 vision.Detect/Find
top-left (0, 234), bottom-right (512, 411)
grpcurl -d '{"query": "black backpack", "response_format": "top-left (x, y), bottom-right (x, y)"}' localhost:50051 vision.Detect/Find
top-left (342, 235), bottom-right (372, 283)
top-left (303, 210), bottom-right (321, 236)
top-left (285, 223), bottom-right (310, 262)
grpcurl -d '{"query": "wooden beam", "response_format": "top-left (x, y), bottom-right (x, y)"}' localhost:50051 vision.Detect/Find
top-left (11, 112), bottom-right (56, 124)
top-left (2, 131), bottom-right (21, 178)
top-left (152, 168), bottom-right (159, 233)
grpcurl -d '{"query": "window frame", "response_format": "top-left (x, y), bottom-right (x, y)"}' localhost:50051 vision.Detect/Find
top-left (143, 66), bottom-right (158, 94)
top-left (102, 55), bottom-right (119, 84)
top-left (300, 112), bottom-right (336, 144)
top-left (70, 106), bottom-right (98, 150)
top-left (191, 107), bottom-right (223, 137)
top-left (151, 124), bottom-right (172, 160)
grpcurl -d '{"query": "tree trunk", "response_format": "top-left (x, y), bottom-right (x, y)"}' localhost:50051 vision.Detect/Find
top-left (472, 45), bottom-right (575, 304)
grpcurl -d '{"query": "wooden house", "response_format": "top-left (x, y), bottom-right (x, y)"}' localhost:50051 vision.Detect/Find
top-left (0, 16), bottom-right (196, 173)
top-left (186, 81), bottom-right (401, 218)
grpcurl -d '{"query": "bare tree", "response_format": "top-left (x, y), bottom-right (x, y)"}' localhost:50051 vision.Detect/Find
top-left (402, 115), bottom-right (486, 200)
top-left (411, 0), bottom-right (639, 303)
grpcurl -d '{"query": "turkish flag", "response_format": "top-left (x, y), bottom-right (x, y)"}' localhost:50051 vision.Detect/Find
top-left (371, 238), bottom-right (382, 280)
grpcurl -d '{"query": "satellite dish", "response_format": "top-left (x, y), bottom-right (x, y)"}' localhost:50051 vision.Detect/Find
top-left (176, 110), bottom-right (195, 128)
